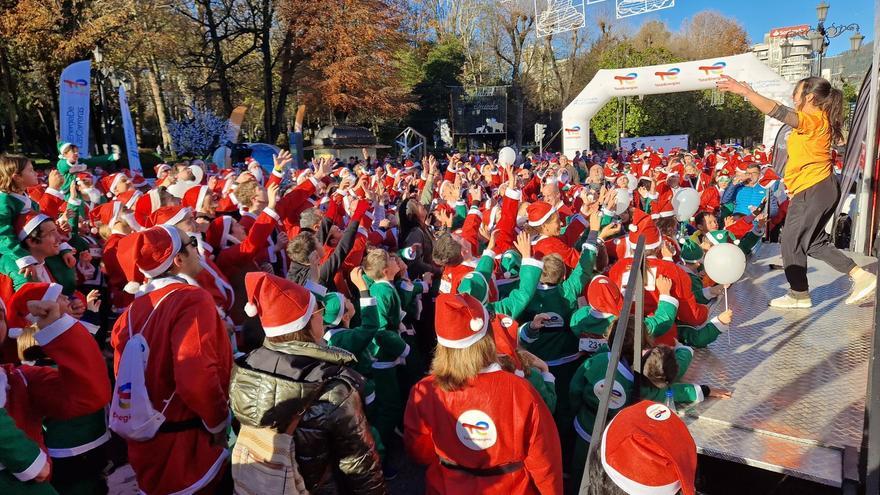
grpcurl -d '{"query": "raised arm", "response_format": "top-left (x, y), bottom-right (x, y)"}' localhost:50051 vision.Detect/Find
top-left (716, 75), bottom-right (799, 128)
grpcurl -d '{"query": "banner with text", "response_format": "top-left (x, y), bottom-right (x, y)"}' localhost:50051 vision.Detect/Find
top-left (59, 60), bottom-right (91, 157)
top-left (451, 86), bottom-right (508, 135)
top-left (118, 86), bottom-right (141, 173)
top-left (619, 134), bottom-right (688, 152)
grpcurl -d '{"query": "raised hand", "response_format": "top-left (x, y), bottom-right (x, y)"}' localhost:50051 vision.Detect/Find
top-left (26, 300), bottom-right (62, 328)
top-left (267, 183), bottom-right (279, 210)
top-left (514, 230), bottom-right (531, 259)
top-left (715, 75), bottom-right (753, 96)
top-left (273, 149), bottom-right (293, 172)
top-left (655, 275), bottom-right (673, 296)
top-left (350, 267), bottom-right (368, 291)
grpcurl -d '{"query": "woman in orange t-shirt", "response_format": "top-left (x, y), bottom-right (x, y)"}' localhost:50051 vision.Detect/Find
top-left (717, 75), bottom-right (875, 309)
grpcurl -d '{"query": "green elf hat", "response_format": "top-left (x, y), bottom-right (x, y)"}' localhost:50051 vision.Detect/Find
top-left (322, 292), bottom-right (346, 326)
top-left (457, 271), bottom-right (489, 304)
top-left (707, 229), bottom-right (739, 246)
top-left (680, 238), bottom-right (704, 264)
top-left (499, 249), bottom-right (522, 279)
top-left (57, 141), bottom-right (75, 158)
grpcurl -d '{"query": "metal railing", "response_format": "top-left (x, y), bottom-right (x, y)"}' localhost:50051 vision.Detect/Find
top-left (579, 234), bottom-right (647, 493)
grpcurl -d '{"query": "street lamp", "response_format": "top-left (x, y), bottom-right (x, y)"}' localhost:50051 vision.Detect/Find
top-left (850, 31), bottom-right (865, 52)
top-left (816, 1), bottom-right (829, 23)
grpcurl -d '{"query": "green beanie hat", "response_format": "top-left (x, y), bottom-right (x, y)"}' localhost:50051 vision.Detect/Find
top-left (457, 271), bottom-right (489, 304)
top-left (57, 141), bottom-right (75, 158)
top-left (707, 229), bottom-right (739, 246)
top-left (322, 292), bottom-right (346, 326)
top-left (499, 249), bottom-right (522, 278)
top-left (680, 238), bottom-right (704, 264)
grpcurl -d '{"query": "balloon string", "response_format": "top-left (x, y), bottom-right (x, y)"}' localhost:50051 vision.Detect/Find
top-left (725, 286), bottom-right (730, 347)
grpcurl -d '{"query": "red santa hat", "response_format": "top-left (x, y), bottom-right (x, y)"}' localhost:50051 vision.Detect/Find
top-left (100, 173), bottom-right (126, 198)
top-left (527, 201), bottom-right (555, 227)
top-left (206, 215), bottom-right (237, 251)
top-left (434, 293), bottom-right (489, 349)
top-left (182, 185), bottom-right (210, 212)
top-left (587, 275), bottom-right (623, 318)
top-left (147, 206), bottom-right (191, 228)
top-left (492, 315), bottom-right (523, 371)
top-left (600, 400), bottom-right (697, 495)
top-left (6, 282), bottom-right (64, 338)
top-left (243, 272), bottom-right (316, 337)
top-left (628, 209), bottom-right (661, 250)
top-left (154, 163), bottom-right (172, 177)
top-left (15, 211), bottom-right (51, 241)
top-left (120, 225), bottom-right (184, 293)
top-left (92, 201), bottom-right (123, 228)
top-left (117, 189), bottom-right (142, 210)
top-left (135, 188), bottom-right (164, 226)
top-left (650, 198), bottom-right (675, 220)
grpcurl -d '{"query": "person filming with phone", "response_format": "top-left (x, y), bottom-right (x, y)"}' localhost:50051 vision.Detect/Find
top-left (721, 163), bottom-right (778, 218)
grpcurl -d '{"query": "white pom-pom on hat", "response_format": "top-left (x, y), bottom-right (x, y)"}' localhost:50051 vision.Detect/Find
top-left (629, 224), bottom-right (638, 232)
top-left (244, 301), bottom-right (258, 317)
top-left (124, 281), bottom-right (142, 294)
top-left (470, 318), bottom-right (484, 332)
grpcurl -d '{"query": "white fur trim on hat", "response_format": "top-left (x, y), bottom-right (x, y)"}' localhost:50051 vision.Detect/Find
top-left (106, 174), bottom-right (125, 198)
top-left (244, 302), bottom-right (258, 317)
top-left (18, 214), bottom-right (50, 240)
top-left (600, 416), bottom-right (682, 495)
top-left (163, 207), bottom-right (192, 227)
top-left (262, 292), bottom-right (316, 337)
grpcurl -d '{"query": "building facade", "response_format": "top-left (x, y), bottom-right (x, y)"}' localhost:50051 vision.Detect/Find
top-left (751, 25), bottom-right (813, 83)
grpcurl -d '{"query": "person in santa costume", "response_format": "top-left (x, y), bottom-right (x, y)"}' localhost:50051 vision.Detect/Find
top-left (608, 210), bottom-right (710, 347)
top-left (110, 225), bottom-right (232, 495)
top-left (0, 155), bottom-right (50, 278)
top-left (229, 271), bottom-right (386, 494)
top-left (8, 283), bottom-right (110, 495)
top-left (0, 288), bottom-right (110, 495)
top-left (404, 292), bottom-right (563, 494)
top-left (526, 199), bottom-right (588, 269)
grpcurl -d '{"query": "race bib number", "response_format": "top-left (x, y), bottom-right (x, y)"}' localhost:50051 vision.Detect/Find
top-left (579, 337), bottom-right (607, 353)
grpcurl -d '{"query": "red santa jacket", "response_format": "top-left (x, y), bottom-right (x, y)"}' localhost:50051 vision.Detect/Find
top-left (404, 364), bottom-right (563, 495)
top-left (493, 188), bottom-right (522, 255)
top-left (111, 279), bottom-right (232, 495)
top-left (608, 256), bottom-right (709, 346)
top-left (102, 232), bottom-right (134, 312)
top-left (3, 315), bottom-right (110, 458)
top-left (531, 215), bottom-right (587, 269)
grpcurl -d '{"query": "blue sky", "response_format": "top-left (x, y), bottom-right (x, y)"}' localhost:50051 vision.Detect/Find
top-left (587, 0), bottom-right (873, 56)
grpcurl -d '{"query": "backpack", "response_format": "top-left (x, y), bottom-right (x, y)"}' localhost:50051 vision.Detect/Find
top-left (109, 290), bottom-right (178, 441)
top-left (231, 381), bottom-right (328, 495)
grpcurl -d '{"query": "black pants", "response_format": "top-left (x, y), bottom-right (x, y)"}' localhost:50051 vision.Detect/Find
top-left (781, 175), bottom-right (857, 292)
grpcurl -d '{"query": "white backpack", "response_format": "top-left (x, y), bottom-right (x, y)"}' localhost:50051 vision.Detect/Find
top-left (109, 290), bottom-right (178, 441)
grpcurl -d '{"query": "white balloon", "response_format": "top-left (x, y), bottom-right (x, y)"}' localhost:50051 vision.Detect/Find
top-left (704, 243), bottom-right (746, 285)
top-left (614, 188), bottom-right (631, 214)
top-left (626, 173), bottom-right (638, 192)
top-left (672, 187), bottom-right (700, 222)
top-left (498, 147), bottom-right (516, 166)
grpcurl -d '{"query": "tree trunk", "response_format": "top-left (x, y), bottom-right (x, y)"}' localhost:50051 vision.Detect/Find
top-left (203, 0), bottom-right (233, 115)
top-left (260, 0), bottom-right (274, 141)
top-left (0, 44), bottom-right (19, 152)
top-left (146, 56), bottom-right (173, 153)
top-left (273, 26), bottom-right (300, 137)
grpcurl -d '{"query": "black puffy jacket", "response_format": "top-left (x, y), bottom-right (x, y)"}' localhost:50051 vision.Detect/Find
top-left (229, 339), bottom-right (387, 495)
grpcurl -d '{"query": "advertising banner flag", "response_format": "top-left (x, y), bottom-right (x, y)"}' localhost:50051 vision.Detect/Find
top-left (59, 60), bottom-right (91, 157)
top-left (118, 85), bottom-right (142, 173)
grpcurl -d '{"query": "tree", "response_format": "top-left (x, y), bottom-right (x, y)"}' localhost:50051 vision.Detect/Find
top-left (404, 37), bottom-right (466, 139)
top-left (487, 0), bottom-right (535, 147)
top-left (671, 11), bottom-right (750, 60)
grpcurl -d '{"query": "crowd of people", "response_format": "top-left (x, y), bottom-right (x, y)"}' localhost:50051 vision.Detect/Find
top-left (0, 75), bottom-right (874, 495)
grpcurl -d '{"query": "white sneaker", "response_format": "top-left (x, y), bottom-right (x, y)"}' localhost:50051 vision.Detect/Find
top-left (769, 292), bottom-right (813, 309)
top-left (846, 269), bottom-right (877, 305)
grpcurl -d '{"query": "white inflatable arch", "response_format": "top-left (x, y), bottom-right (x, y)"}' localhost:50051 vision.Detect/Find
top-left (561, 53), bottom-right (793, 157)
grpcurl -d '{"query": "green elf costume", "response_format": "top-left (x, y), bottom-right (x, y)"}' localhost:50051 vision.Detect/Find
top-left (0, 407), bottom-right (56, 495)
top-left (321, 291), bottom-right (386, 459)
top-left (495, 249), bottom-right (522, 299)
top-left (0, 187), bottom-right (42, 271)
top-left (457, 252), bottom-right (558, 410)
top-left (678, 239), bottom-right (717, 305)
top-left (0, 213), bottom-right (77, 294)
top-left (55, 142), bottom-right (118, 199)
top-left (517, 235), bottom-right (598, 452)
top-left (568, 287), bottom-right (680, 480)
top-left (640, 342), bottom-right (705, 404)
top-left (365, 277), bottom-right (411, 449)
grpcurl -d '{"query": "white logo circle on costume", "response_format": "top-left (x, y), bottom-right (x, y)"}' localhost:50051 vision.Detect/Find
top-left (645, 404), bottom-right (672, 421)
top-left (501, 317), bottom-right (514, 328)
top-left (455, 410), bottom-right (497, 451)
top-left (593, 380), bottom-right (627, 409)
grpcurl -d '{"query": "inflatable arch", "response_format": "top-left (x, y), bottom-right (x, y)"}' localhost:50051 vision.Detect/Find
top-left (561, 53), bottom-right (794, 157)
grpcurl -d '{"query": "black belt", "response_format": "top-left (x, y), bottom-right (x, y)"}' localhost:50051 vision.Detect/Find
top-left (157, 417), bottom-right (204, 433)
top-left (440, 458), bottom-right (523, 477)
